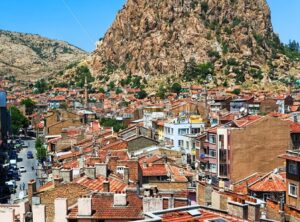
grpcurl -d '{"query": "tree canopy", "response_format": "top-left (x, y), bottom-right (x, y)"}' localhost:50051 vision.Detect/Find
top-left (34, 79), bottom-right (48, 93)
top-left (183, 58), bottom-right (214, 82)
top-left (21, 98), bottom-right (36, 115)
top-left (35, 137), bottom-right (47, 162)
top-left (100, 118), bottom-right (125, 132)
top-left (10, 106), bottom-right (29, 135)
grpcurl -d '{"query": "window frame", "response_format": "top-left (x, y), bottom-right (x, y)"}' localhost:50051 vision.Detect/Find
top-left (289, 183), bottom-right (297, 198)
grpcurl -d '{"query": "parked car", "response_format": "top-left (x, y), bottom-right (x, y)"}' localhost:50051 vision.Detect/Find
top-left (5, 180), bottom-right (16, 193)
top-left (8, 170), bottom-right (20, 181)
top-left (27, 151), bottom-right (33, 159)
top-left (19, 166), bottom-right (26, 173)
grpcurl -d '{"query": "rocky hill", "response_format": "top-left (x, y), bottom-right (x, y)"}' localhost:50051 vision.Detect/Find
top-left (0, 30), bottom-right (87, 80)
top-left (91, 0), bottom-right (297, 90)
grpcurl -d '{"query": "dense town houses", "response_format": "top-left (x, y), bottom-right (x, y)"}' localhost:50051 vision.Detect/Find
top-left (3, 81), bottom-right (300, 221)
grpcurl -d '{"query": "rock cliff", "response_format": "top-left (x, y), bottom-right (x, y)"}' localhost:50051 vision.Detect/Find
top-left (91, 0), bottom-right (292, 88)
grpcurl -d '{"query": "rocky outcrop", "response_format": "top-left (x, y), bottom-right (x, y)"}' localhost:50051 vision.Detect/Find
top-left (91, 0), bottom-right (291, 88)
top-left (0, 30), bottom-right (87, 80)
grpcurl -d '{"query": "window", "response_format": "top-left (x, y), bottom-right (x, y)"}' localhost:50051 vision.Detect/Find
top-left (219, 135), bottom-right (224, 148)
top-left (288, 161), bottom-right (298, 175)
top-left (289, 183), bottom-right (297, 197)
top-left (116, 166), bottom-right (125, 175)
top-left (191, 128), bottom-right (201, 134)
top-left (192, 142), bottom-right (196, 149)
top-left (178, 140), bottom-right (184, 147)
top-left (178, 128), bottom-right (189, 135)
top-left (208, 134), bottom-right (216, 144)
top-left (209, 149), bottom-right (216, 157)
top-left (209, 163), bottom-right (217, 173)
top-left (186, 141), bottom-right (189, 149)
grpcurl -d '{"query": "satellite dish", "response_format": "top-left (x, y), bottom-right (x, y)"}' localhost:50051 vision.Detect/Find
top-left (240, 107), bottom-right (245, 113)
top-left (19, 191), bottom-right (25, 199)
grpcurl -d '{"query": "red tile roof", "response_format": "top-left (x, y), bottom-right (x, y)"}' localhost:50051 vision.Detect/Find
top-left (279, 153), bottom-right (300, 162)
top-left (142, 164), bottom-right (168, 176)
top-left (67, 192), bottom-right (143, 220)
top-left (233, 115), bottom-right (262, 128)
top-left (248, 172), bottom-right (286, 192)
top-left (161, 209), bottom-right (242, 222)
top-left (286, 120), bottom-right (300, 133)
top-left (75, 175), bottom-right (127, 192)
top-left (48, 95), bottom-right (66, 101)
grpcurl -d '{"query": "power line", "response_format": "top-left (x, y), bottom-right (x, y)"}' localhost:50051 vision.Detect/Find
top-left (61, 0), bottom-right (94, 46)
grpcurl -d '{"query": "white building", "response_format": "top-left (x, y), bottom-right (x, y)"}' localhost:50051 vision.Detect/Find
top-left (164, 115), bottom-right (205, 152)
top-left (143, 106), bottom-right (165, 129)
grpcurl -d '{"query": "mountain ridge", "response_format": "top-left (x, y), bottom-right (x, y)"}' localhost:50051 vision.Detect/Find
top-left (0, 29), bottom-right (87, 81)
top-left (90, 0), bottom-right (296, 90)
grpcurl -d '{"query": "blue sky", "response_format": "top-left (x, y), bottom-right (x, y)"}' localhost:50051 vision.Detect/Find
top-left (0, 0), bottom-right (298, 52)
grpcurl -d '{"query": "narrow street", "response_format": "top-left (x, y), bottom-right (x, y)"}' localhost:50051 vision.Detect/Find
top-left (10, 139), bottom-right (38, 202)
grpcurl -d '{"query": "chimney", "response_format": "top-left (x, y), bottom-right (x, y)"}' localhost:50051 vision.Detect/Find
top-left (54, 176), bottom-right (63, 188)
top-left (28, 180), bottom-right (37, 206)
top-left (168, 194), bottom-right (174, 209)
top-left (95, 163), bottom-right (107, 177)
top-left (78, 198), bottom-right (92, 216)
top-left (114, 193), bottom-right (127, 206)
top-left (219, 180), bottom-right (225, 189)
top-left (103, 180), bottom-right (110, 192)
top-left (228, 198), bottom-right (248, 220)
top-left (19, 201), bottom-right (28, 222)
top-left (32, 205), bottom-right (46, 222)
top-left (61, 129), bottom-right (68, 139)
top-left (124, 167), bottom-right (129, 184)
top-left (54, 198), bottom-right (68, 222)
top-left (246, 199), bottom-right (261, 221)
top-left (85, 167), bottom-right (96, 179)
top-left (0, 208), bottom-right (15, 222)
top-left (143, 196), bottom-right (163, 213)
top-left (60, 169), bottom-right (73, 182)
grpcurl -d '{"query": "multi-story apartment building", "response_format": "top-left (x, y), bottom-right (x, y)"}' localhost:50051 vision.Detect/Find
top-left (164, 115), bottom-right (205, 153)
top-left (279, 150), bottom-right (300, 210)
top-left (198, 115), bottom-right (290, 183)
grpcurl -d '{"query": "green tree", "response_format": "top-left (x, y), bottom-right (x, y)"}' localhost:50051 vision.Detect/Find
top-left (10, 106), bottom-right (30, 135)
top-left (59, 102), bottom-right (68, 110)
top-left (232, 88), bottom-right (241, 95)
top-left (108, 82), bottom-right (115, 91)
top-left (115, 88), bottom-right (123, 94)
top-left (100, 118), bottom-right (125, 132)
top-left (157, 85), bottom-right (167, 99)
top-left (171, 83), bottom-right (182, 95)
top-left (21, 98), bottom-right (36, 115)
top-left (183, 58), bottom-right (214, 82)
top-left (74, 66), bottom-right (95, 88)
top-left (34, 79), bottom-right (48, 93)
top-left (35, 137), bottom-right (47, 162)
top-left (136, 90), bottom-right (148, 99)
top-left (98, 87), bottom-right (106, 93)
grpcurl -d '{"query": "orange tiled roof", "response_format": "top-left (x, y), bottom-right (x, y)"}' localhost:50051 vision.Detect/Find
top-left (142, 164), bottom-right (168, 176)
top-left (75, 175), bottom-right (127, 192)
top-left (286, 120), bottom-right (300, 133)
top-left (233, 115), bottom-right (262, 128)
top-left (49, 95), bottom-right (66, 101)
top-left (67, 192), bottom-right (143, 220)
top-left (279, 153), bottom-right (300, 162)
top-left (161, 209), bottom-right (242, 222)
top-left (233, 174), bottom-right (261, 194)
top-left (248, 173), bottom-right (286, 192)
